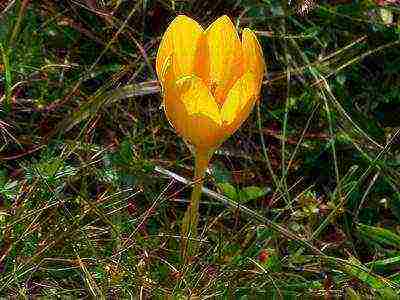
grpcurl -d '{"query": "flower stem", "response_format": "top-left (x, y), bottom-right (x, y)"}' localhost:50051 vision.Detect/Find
top-left (181, 150), bottom-right (211, 262)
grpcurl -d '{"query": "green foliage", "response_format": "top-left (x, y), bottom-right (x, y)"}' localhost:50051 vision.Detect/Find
top-left (356, 223), bottom-right (400, 249)
top-left (0, 0), bottom-right (400, 298)
top-left (217, 182), bottom-right (270, 203)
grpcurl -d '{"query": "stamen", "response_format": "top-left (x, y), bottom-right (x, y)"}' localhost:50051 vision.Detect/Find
top-left (210, 80), bottom-right (218, 97)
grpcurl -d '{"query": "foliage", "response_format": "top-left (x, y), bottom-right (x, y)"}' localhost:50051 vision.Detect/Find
top-left (0, 0), bottom-right (400, 297)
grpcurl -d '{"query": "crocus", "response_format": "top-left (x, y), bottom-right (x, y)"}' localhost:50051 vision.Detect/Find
top-left (156, 15), bottom-right (265, 155)
top-left (156, 15), bottom-right (264, 259)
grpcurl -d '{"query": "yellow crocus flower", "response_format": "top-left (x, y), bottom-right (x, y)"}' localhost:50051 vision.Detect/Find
top-left (156, 15), bottom-right (265, 260)
top-left (156, 15), bottom-right (265, 154)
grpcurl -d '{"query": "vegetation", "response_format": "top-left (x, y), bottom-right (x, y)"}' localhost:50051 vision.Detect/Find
top-left (0, 0), bottom-right (399, 298)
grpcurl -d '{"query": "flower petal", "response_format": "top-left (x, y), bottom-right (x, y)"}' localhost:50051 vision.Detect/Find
top-left (156, 15), bottom-right (203, 83)
top-left (162, 60), bottom-right (225, 151)
top-left (205, 15), bottom-right (243, 105)
top-left (175, 76), bottom-right (222, 126)
top-left (193, 33), bottom-right (210, 86)
top-left (242, 28), bottom-right (265, 94)
top-left (221, 71), bottom-right (256, 132)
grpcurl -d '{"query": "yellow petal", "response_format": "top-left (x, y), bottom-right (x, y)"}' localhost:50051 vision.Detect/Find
top-left (156, 15), bottom-right (203, 82)
top-left (193, 33), bottom-right (210, 86)
top-left (221, 71), bottom-right (256, 132)
top-left (175, 76), bottom-right (222, 125)
top-left (205, 15), bottom-right (243, 105)
top-left (242, 28), bottom-right (265, 94)
top-left (162, 61), bottom-right (225, 151)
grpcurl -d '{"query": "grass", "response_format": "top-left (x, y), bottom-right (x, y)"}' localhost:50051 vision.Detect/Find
top-left (1, 0), bottom-right (400, 298)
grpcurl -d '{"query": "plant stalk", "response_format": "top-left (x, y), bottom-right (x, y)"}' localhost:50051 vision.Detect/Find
top-left (181, 150), bottom-right (211, 262)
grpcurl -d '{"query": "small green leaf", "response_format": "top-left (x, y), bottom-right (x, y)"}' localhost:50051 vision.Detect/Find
top-left (238, 186), bottom-right (269, 202)
top-left (217, 182), bottom-right (238, 200)
top-left (326, 256), bottom-right (399, 293)
top-left (367, 255), bottom-right (400, 272)
top-left (356, 223), bottom-right (400, 249)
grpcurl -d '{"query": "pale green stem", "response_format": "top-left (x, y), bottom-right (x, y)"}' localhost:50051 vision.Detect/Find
top-left (189, 151), bottom-right (210, 233)
top-left (181, 149), bottom-right (211, 260)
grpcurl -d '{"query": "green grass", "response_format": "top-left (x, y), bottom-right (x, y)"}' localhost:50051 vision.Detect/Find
top-left (1, 0), bottom-right (400, 298)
